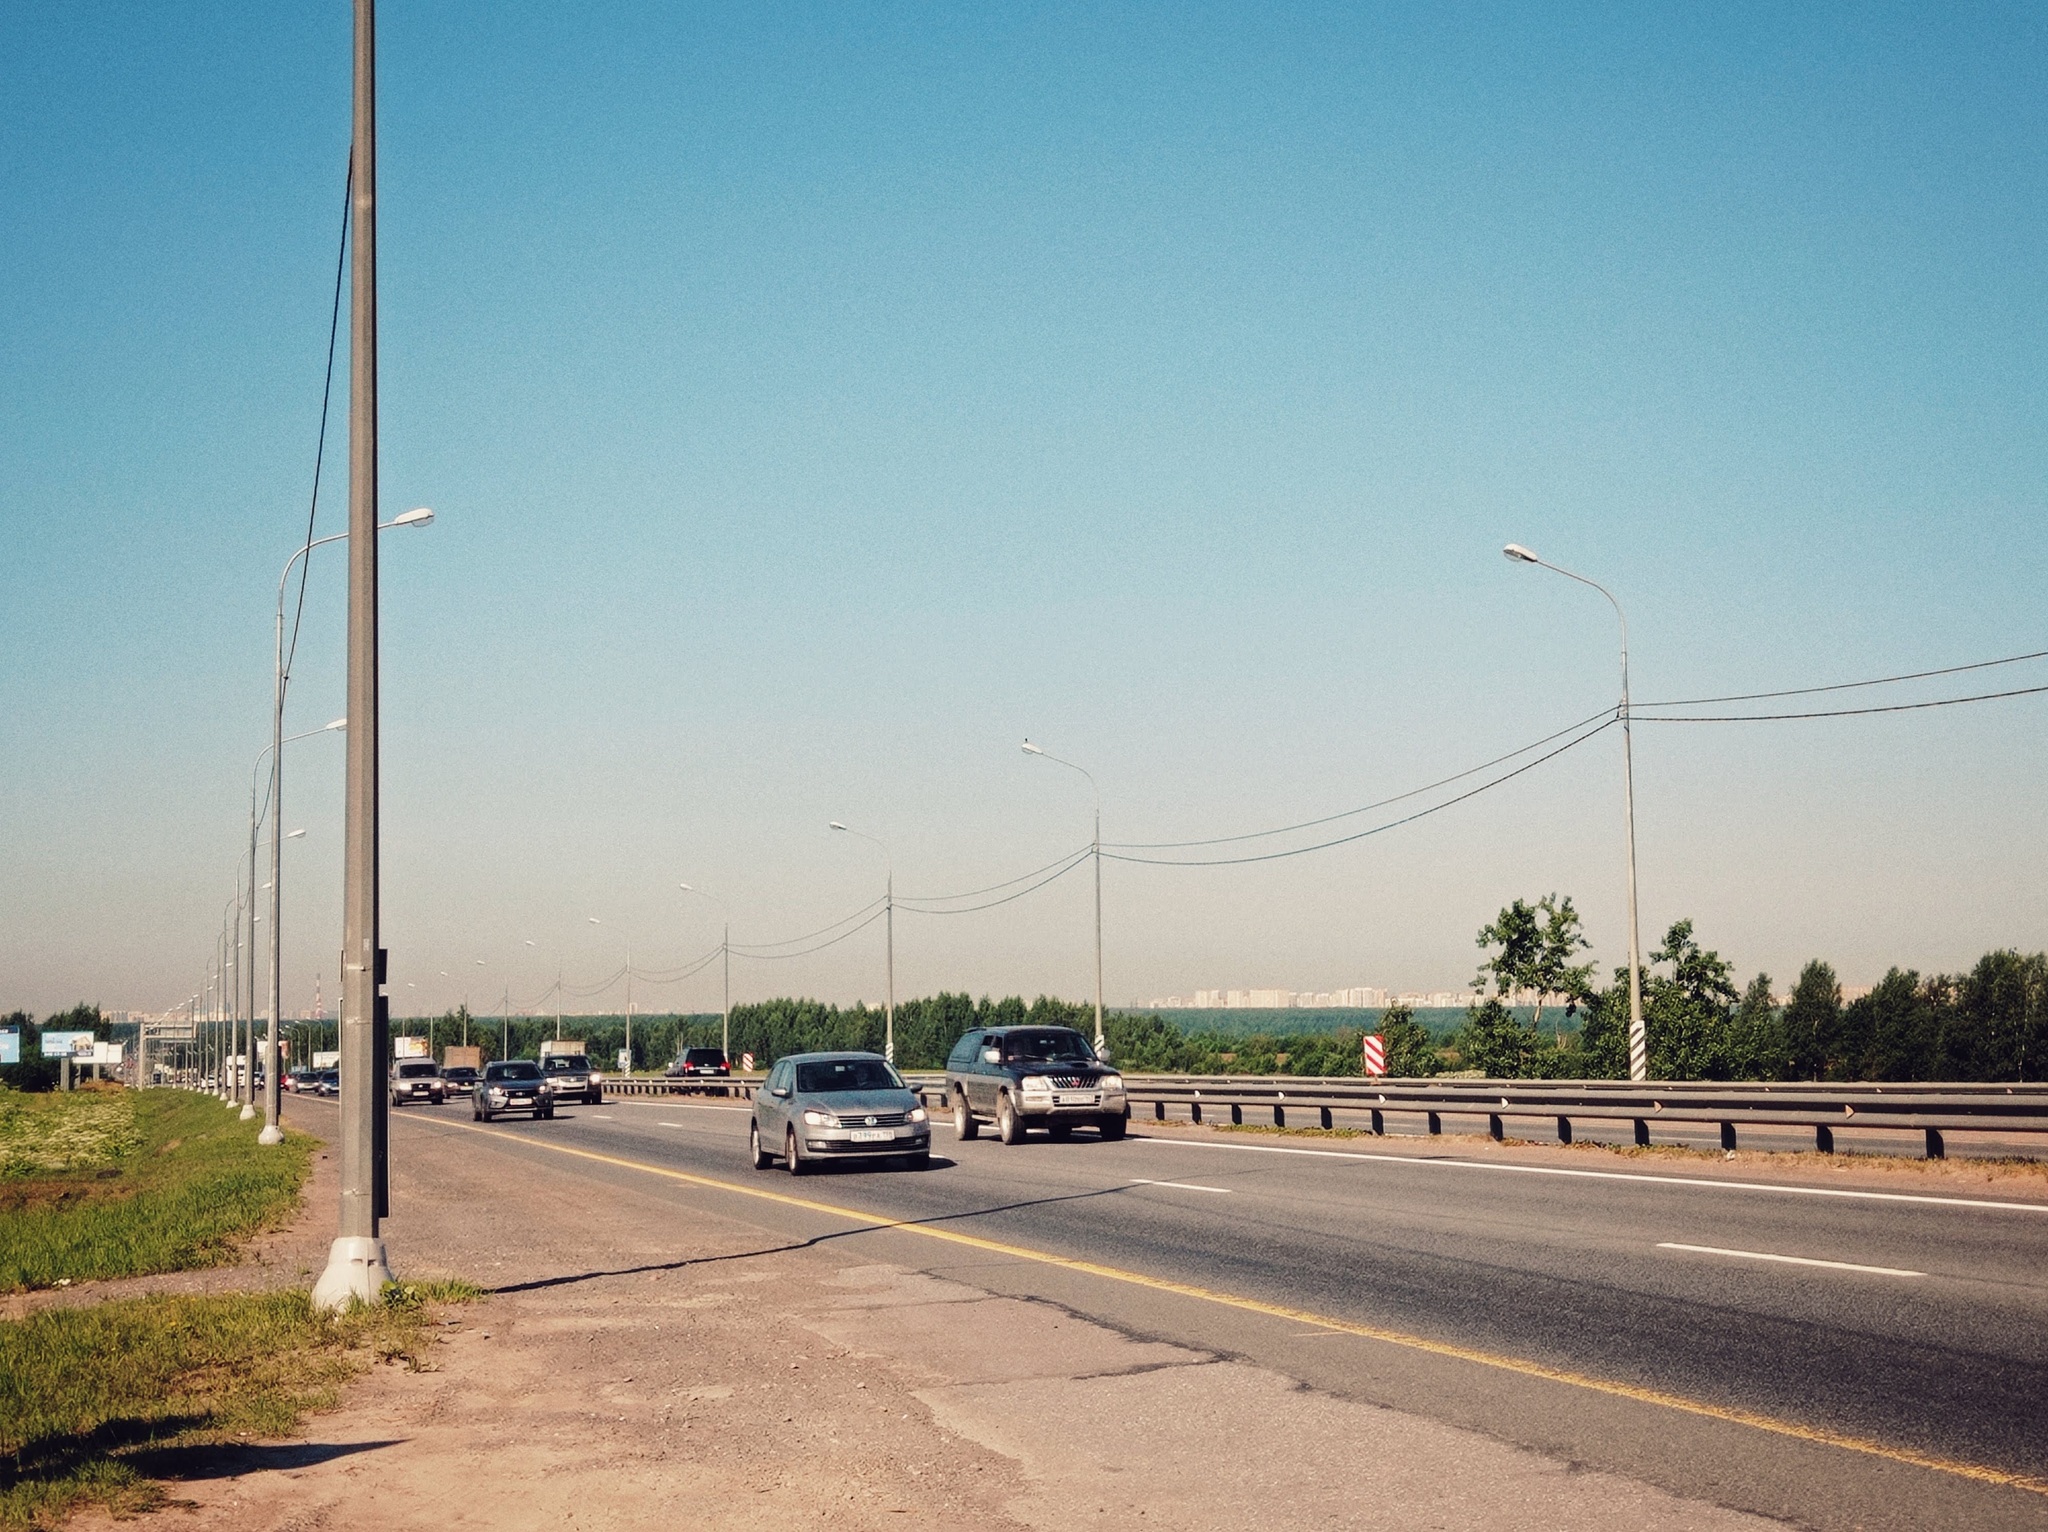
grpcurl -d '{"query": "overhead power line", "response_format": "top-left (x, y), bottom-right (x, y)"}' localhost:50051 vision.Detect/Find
top-left (1638, 646), bottom-right (2048, 708)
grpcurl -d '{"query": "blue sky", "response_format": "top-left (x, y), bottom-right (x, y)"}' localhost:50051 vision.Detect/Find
top-left (3, 3), bottom-right (2044, 1019)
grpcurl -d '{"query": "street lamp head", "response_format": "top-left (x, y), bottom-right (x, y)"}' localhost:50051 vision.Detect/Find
top-left (829, 821), bottom-right (847, 832)
top-left (392, 507), bottom-right (434, 528)
top-left (588, 916), bottom-right (601, 925)
top-left (1503, 543), bottom-right (1540, 564)
top-left (679, 882), bottom-right (692, 891)
top-left (325, 717), bottom-right (347, 731)
top-left (1021, 740), bottom-right (1044, 755)
top-left (285, 829), bottom-right (307, 840)
top-left (523, 939), bottom-right (536, 946)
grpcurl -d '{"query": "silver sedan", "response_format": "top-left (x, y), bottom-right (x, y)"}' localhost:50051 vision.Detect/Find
top-left (750, 1051), bottom-right (931, 1173)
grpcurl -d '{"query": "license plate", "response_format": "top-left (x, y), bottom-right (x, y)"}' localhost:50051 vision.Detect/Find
top-left (849, 1129), bottom-right (894, 1143)
top-left (1057, 1094), bottom-right (1096, 1106)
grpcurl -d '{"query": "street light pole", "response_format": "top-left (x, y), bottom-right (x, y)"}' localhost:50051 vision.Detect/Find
top-left (829, 824), bottom-right (893, 1064)
top-left (680, 884), bottom-right (731, 1063)
top-left (1022, 741), bottom-right (1106, 1055)
top-left (1503, 543), bottom-right (1647, 1082)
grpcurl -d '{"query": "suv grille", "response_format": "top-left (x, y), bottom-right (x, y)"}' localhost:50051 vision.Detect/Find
top-left (1046, 1076), bottom-right (1097, 1090)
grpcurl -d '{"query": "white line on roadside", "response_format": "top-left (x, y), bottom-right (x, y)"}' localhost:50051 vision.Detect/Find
top-left (658, 1122), bottom-right (686, 1128)
top-left (589, 1114), bottom-right (614, 1119)
top-left (1138, 1133), bottom-right (2048, 1215)
top-left (1656, 1242), bottom-right (1925, 1278)
top-left (1129, 1177), bottom-right (1233, 1194)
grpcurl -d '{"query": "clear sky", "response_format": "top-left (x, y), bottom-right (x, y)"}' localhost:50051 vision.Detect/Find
top-left (3, 3), bottom-right (2044, 1021)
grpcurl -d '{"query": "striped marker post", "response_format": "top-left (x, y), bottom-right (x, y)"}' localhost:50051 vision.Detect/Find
top-left (1363, 1034), bottom-right (1386, 1077)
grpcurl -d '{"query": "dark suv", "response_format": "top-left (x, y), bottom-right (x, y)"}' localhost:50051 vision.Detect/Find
top-left (666, 1047), bottom-right (731, 1091)
top-left (943, 1026), bottom-right (1128, 1145)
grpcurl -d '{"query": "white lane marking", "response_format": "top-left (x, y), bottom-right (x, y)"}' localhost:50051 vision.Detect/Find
top-left (608, 1099), bottom-right (750, 1113)
top-left (1657, 1242), bottom-right (1925, 1278)
top-left (589, 1114), bottom-right (614, 1120)
top-left (1129, 1177), bottom-right (1233, 1194)
top-left (658, 1122), bottom-right (686, 1128)
top-left (1138, 1133), bottom-right (2048, 1214)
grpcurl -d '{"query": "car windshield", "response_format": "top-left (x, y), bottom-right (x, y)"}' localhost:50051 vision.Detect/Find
top-left (487, 1062), bottom-right (543, 1082)
top-left (795, 1058), bottom-right (903, 1093)
top-left (542, 1056), bottom-right (589, 1071)
top-left (397, 1062), bottom-right (438, 1077)
top-left (1002, 1030), bottom-right (1096, 1063)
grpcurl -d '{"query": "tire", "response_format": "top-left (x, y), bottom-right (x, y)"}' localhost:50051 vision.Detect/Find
top-left (587, 1091), bottom-right (601, 1106)
top-left (997, 1093), bottom-right (1026, 1145)
top-left (541, 1107), bottom-right (555, 1120)
top-left (480, 1109), bottom-right (493, 1122)
top-left (1099, 1114), bottom-right (1127, 1141)
top-left (953, 1091), bottom-right (979, 1141)
top-left (472, 1104), bottom-right (481, 1121)
top-left (749, 1120), bottom-right (774, 1170)
top-left (785, 1127), bottom-right (809, 1175)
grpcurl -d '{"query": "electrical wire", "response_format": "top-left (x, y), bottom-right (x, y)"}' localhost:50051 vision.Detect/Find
top-left (900, 844), bottom-right (1092, 905)
top-left (900, 847), bottom-right (1093, 915)
top-left (1105, 716), bottom-right (1617, 867)
top-left (281, 158), bottom-right (352, 692)
top-left (732, 902), bottom-right (890, 961)
top-left (1633, 681), bottom-right (2048, 723)
top-left (1103, 704), bottom-right (1617, 850)
top-left (728, 895), bottom-right (888, 954)
top-left (1637, 647), bottom-right (2048, 708)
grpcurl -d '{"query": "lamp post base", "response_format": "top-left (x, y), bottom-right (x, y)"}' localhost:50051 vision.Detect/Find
top-left (239, 1103), bottom-right (257, 1120)
top-left (258, 1123), bottom-right (284, 1146)
top-left (311, 1236), bottom-right (391, 1312)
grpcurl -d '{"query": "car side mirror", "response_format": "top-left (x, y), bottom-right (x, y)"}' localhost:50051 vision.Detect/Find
top-left (770, 1086), bottom-right (790, 1099)
top-left (981, 1048), bottom-right (1001, 1065)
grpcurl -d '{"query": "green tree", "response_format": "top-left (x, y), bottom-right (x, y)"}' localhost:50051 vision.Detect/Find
top-left (1644, 920), bottom-right (1738, 1080)
top-left (1377, 1004), bottom-right (1440, 1077)
top-left (1475, 895), bottom-right (1596, 1030)
top-left (1455, 997), bottom-right (1541, 1078)
top-left (1784, 961), bottom-right (1843, 1080)
top-left (1724, 974), bottom-right (1791, 1081)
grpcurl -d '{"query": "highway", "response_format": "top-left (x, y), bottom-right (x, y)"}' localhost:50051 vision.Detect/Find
top-left (324, 1092), bottom-right (2048, 1529)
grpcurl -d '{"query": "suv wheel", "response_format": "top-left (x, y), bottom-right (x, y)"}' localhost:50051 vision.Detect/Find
top-left (749, 1120), bottom-right (773, 1170)
top-left (785, 1126), bottom-right (809, 1175)
top-left (953, 1091), bottom-right (979, 1141)
top-left (1099, 1114), bottom-right (1127, 1141)
top-left (996, 1093), bottom-right (1026, 1145)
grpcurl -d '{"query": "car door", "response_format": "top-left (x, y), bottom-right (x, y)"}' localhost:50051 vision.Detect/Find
top-left (966, 1035), bottom-right (1000, 1115)
top-left (759, 1060), bottom-right (791, 1138)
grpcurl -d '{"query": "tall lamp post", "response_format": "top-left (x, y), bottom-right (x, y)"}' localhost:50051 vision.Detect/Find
top-left (1022, 741), bottom-right (1106, 1056)
top-left (829, 823), bottom-right (894, 1064)
top-left (679, 883), bottom-right (730, 1063)
top-left (1502, 543), bottom-right (1647, 1082)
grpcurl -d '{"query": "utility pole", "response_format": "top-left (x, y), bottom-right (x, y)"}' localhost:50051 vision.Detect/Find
top-left (316, 0), bottom-right (390, 1310)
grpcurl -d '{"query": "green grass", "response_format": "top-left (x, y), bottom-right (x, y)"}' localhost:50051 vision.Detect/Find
top-left (0, 1090), bottom-right (313, 1292)
top-left (0, 1281), bottom-right (479, 1529)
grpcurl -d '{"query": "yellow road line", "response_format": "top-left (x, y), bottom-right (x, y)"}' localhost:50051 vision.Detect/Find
top-left (416, 1114), bottom-right (2048, 1498)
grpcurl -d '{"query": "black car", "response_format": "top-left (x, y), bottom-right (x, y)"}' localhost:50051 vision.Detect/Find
top-left (472, 1060), bottom-right (554, 1121)
top-left (441, 1065), bottom-right (480, 1093)
top-left (314, 1068), bottom-right (340, 1097)
top-left (943, 1025), bottom-right (1128, 1145)
top-left (666, 1046), bottom-right (731, 1086)
top-left (541, 1052), bottom-right (601, 1105)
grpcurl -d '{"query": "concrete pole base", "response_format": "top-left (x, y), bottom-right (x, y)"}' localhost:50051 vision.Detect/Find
top-left (239, 1103), bottom-right (257, 1120)
top-left (257, 1123), bottom-right (285, 1146)
top-left (312, 1236), bottom-right (392, 1312)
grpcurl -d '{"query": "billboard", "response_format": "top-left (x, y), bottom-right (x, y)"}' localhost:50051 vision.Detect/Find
top-left (42, 1031), bottom-right (96, 1060)
top-left (91, 1042), bottom-right (124, 1066)
top-left (0, 1029), bottom-right (17, 1065)
top-left (312, 1050), bottom-right (340, 1069)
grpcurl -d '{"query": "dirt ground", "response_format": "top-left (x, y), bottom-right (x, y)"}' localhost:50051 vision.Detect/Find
top-left (44, 1104), bottom-right (1818, 1532)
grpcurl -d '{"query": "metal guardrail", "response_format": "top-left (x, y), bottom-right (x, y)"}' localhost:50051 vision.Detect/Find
top-left (600, 1072), bottom-right (2048, 1158)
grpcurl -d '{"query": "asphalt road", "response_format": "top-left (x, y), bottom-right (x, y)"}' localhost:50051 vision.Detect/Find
top-left (328, 1092), bottom-right (2048, 1529)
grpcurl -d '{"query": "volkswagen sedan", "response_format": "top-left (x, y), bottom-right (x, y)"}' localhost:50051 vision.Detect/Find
top-left (749, 1052), bottom-right (928, 1173)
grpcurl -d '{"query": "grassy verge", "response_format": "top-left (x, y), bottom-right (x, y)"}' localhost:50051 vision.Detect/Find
top-left (0, 1280), bottom-right (479, 1529)
top-left (0, 1090), bottom-right (313, 1291)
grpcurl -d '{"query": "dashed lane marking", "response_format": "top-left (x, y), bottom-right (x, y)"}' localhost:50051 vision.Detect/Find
top-left (1129, 1178), bottom-right (1233, 1194)
top-left (1657, 1242), bottom-right (1925, 1278)
top-left (406, 1110), bottom-right (2047, 1500)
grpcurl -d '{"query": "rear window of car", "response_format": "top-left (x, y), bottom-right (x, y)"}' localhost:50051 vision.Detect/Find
top-left (487, 1062), bottom-right (543, 1081)
top-left (795, 1057), bottom-right (903, 1093)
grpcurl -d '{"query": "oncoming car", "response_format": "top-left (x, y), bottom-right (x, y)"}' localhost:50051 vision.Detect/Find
top-left (472, 1060), bottom-right (554, 1121)
top-left (944, 1025), bottom-right (1127, 1144)
top-left (540, 1052), bottom-right (602, 1105)
top-left (389, 1058), bottom-right (446, 1107)
top-left (749, 1052), bottom-right (929, 1174)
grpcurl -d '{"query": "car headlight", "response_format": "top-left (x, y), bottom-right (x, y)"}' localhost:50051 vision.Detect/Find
top-left (907, 1106), bottom-right (928, 1124)
top-left (802, 1109), bottom-right (835, 1127)
top-left (487, 1089), bottom-right (506, 1103)
top-left (589, 1071), bottom-right (603, 1083)
top-left (1099, 1074), bottom-right (1124, 1093)
top-left (1020, 1076), bottom-right (1053, 1095)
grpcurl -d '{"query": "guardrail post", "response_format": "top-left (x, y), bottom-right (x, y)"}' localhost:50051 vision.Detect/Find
top-left (1720, 1121), bottom-right (1737, 1152)
top-left (1427, 1111), bottom-right (1441, 1136)
top-left (1556, 1115), bottom-right (1572, 1145)
top-left (1229, 1103), bottom-right (1243, 1125)
top-left (1370, 1108), bottom-right (1384, 1136)
top-left (1925, 1127), bottom-right (1945, 1160)
top-left (1319, 1106), bottom-right (1333, 1129)
top-left (1191, 1101), bottom-right (1202, 1124)
top-left (1815, 1123), bottom-right (1834, 1154)
top-left (1154, 1100), bottom-right (1165, 1121)
top-left (1487, 1113), bottom-right (1504, 1141)
top-left (1632, 1118), bottom-right (1649, 1148)
top-left (1272, 1104), bottom-right (1285, 1127)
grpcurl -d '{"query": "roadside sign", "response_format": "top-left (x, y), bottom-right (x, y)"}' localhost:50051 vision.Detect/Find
top-left (313, 1050), bottom-right (341, 1069)
top-left (1363, 1034), bottom-right (1386, 1076)
top-left (43, 1031), bottom-right (95, 1060)
top-left (90, 1042), bottom-right (123, 1065)
top-left (0, 1029), bottom-right (17, 1065)
top-left (741, 1052), bottom-right (755, 1071)
top-left (617, 1049), bottom-right (631, 1073)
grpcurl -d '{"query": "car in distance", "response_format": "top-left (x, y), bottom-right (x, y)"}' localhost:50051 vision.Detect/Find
top-left (666, 1046), bottom-right (731, 1088)
top-left (440, 1064), bottom-right (479, 1094)
top-left (472, 1060), bottom-right (554, 1121)
top-left (540, 1051), bottom-right (602, 1105)
top-left (389, 1058), bottom-right (446, 1107)
top-left (749, 1052), bottom-right (929, 1174)
top-left (314, 1068), bottom-right (341, 1097)
top-left (944, 1025), bottom-right (1127, 1144)
top-left (284, 1067), bottom-right (317, 1094)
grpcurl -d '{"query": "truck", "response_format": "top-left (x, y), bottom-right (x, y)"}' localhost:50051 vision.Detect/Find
top-left (538, 1039), bottom-right (587, 1061)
